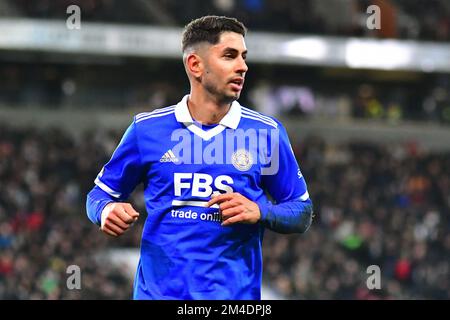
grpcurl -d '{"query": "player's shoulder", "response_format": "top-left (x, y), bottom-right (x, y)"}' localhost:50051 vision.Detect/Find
top-left (133, 105), bottom-right (177, 126)
top-left (240, 105), bottom-right (282, 129)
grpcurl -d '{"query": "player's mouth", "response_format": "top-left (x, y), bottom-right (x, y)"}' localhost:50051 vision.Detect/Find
top-left (229, 77), bottom-right (244, 91)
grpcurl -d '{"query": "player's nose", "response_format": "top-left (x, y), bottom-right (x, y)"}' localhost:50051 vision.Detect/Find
top-left (236, 57), bottom-right (248, 74)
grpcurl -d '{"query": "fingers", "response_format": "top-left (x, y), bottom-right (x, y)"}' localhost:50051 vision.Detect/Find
top-left (103, 229), bottom-right (118, 237)
top-left (207, 193), bottom-right (261, 226)
top-left (124, 203), bottom-right (140, 219)
top-left (101, 224), bottom-right (119, 237)
top-left (107, 216), bottom-right (131, 231)
top-left (101, 202), bottom-right (140, 237)
top-left (221, 205), bottom-right (244, 220)
top-left (104, 221), bottom-right (125, 235)
top-left (115, 208), bottom-right (136, 225)
top-left (111, 203), bottom-right (139, 224)
top-left (219, 199), bottom-right (240, 211)
top-left (109, 213), bottom-right (130, 229)
top-left (222, 214), bottom-right (243, 226)
top-left (206, 193), bottom-right (246, 226)
top-left (207, 193), bottom-right (235, 207)
top-left (101, 217), bottom-right (127, 237)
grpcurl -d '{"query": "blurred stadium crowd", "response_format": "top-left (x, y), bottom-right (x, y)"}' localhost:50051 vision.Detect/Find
top-left (0, 125), bottom-right (139, 299)
top-left (0, 124), bottom-right (448, 299)
top-left (6, 0), bottom-right (450, 41)
top-left (265, 137), bottom-right (449, 299)
top-left (1, 63), bottom-right (450, 125)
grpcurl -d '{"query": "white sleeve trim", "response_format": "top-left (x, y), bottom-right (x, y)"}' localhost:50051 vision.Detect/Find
top-left (94, 177), bottom-right (122, 198)
top-left (300, 191), bottom-right (310, 201)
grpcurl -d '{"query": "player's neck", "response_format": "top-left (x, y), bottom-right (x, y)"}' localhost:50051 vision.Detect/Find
top-left (187, 92), bottom-right (231, 125)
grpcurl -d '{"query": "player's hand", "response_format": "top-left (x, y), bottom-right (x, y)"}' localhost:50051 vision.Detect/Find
top-left (100, 202), bottom-right (139, 237)
top-left (207, 192), bottom-right (260, 226)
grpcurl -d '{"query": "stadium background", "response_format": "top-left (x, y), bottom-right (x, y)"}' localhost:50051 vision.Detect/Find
top-left (0, 0), bottom-right (449, 299)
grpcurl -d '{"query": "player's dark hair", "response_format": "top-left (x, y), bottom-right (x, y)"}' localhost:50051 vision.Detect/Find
top-left (182, 15), bottom-right (247, 52)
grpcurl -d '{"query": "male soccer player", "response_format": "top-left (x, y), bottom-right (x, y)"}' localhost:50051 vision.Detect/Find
top-left (86, 15), bottom-right (313, 300)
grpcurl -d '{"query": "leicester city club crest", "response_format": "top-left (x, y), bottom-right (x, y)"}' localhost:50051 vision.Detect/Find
top-left (231, 149), bottom-right (253, 171)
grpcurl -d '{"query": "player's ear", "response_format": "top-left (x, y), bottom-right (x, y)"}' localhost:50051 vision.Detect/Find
top-left (186, 53), bottom-right (203, 78)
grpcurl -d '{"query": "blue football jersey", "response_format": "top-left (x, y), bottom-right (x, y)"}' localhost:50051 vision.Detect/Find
top-left (92, 95), bottom-right (310, 299)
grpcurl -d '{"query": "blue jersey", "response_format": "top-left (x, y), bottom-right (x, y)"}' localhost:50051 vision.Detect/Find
top-left (87, 95), bottom-right (312, 299)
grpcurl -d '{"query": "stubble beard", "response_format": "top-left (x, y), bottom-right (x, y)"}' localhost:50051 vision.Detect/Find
top-left (204, 80), bottom-right (239, 105)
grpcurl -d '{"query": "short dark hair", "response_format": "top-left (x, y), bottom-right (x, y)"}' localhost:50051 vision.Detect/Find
top-left (182, 15), bottom-right (247, 52)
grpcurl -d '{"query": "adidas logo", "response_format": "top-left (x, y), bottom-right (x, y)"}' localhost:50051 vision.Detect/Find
top-left (160, 149), bottom-right (179, 163)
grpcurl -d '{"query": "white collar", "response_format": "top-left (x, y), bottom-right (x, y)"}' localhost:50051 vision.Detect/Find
top-left (174, 94), bottom-right (241, 130)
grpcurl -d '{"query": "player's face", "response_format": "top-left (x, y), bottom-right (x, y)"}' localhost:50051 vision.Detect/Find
top-left (201, 32), bottom-right (248, 103)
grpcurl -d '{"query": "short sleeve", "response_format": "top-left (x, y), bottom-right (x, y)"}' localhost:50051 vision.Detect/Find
top-left (261, 122), bottom-right (309, 203)
top-left (94, 120), bottom-right (144, 200)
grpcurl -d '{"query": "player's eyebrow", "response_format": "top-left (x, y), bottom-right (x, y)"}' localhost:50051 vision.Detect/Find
top-left (223, 47), bottom-right (247, 57)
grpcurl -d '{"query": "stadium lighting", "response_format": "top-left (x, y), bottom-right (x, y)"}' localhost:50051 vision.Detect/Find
top-left (282, 37), bottom-right (328, 60)
top-left (345, 39), bottom-right (413, 70)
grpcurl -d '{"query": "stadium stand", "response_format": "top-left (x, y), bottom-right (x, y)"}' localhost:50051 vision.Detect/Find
top-left (1, 63), bottom-right (449, 125)
top-left (4, 0), bottom-right (450, 41)
top-left (0, 0), bottom-right (449, 300)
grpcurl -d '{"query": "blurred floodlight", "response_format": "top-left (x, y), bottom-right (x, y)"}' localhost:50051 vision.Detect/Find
top-left (345, 39), bottom-right (413, 70)
top-left (1, 19), bottom-right (450, 72)
top-left (282, 37), bottom-right (328, 60)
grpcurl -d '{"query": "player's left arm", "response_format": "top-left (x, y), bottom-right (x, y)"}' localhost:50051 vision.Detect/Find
top-left (207, 121), bottom-right (313, 234)
top-left (257, 121), bottom-right (313, 234)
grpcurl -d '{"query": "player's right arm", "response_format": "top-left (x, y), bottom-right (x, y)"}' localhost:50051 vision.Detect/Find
top-left (86, 187), bottom-right (139, 236)
top-left (85, 119), bottom-right (144, 236)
